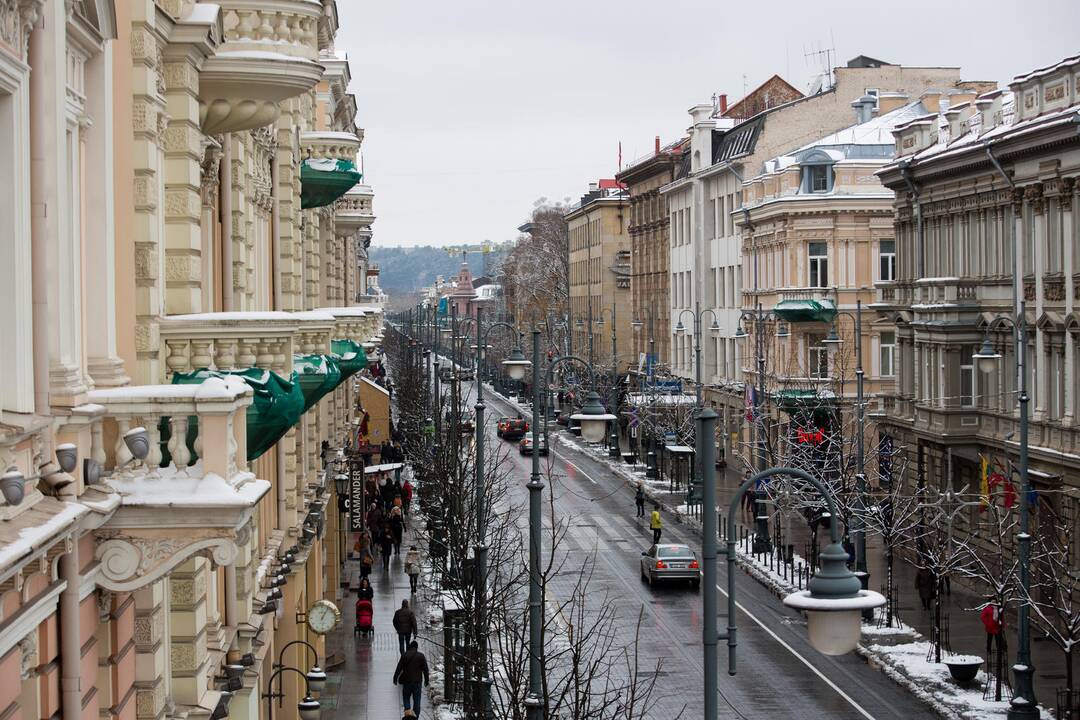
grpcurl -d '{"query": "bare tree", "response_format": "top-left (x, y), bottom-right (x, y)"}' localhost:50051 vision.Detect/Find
top-left (1026, 507), bottom-right (1080, 695)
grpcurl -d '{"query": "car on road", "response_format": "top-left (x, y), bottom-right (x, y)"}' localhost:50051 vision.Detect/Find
top-left (457, 367), bottom-right (474, 380)
top-left (498, 417), bottom-right (529, 441)
top-left (640, 544), bottom-right (700, 589)
top-left (438, 366), bottom-right (454, 381)
top-left (446, 410), bottom-right (474, 433)
top-left (518, 432), bottom-right (548, 456)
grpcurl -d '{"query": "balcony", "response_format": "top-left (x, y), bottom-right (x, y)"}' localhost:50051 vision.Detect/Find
top-left (199, 0), bottom-right (325, 135)
top-left (300, 131), bottom-right (362, 209)
top-left (334, 184), bottom-right (375, 246)
top-left (89, 380), bottom-right (270, 592)
top-left (772, 288), bottom-right (837, 323)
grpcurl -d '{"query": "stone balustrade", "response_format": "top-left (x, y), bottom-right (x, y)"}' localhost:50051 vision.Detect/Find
top-left (199, 0), bottom-right (325, 135)
top-left (300, 130), bottom-right (361, 163)
top-left (87, 379), bottom-right (270, 592)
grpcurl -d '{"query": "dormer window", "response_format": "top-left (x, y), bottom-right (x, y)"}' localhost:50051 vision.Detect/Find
top-left (803, 164), bottom-right (832, 193)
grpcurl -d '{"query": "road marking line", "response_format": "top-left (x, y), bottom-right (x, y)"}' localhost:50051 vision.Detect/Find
top-left (552, 450), bottom-right (598, 484)
top-left (715, 581), bottom-right (876, 719)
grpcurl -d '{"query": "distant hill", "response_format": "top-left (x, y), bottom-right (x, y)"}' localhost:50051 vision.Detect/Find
top-left (369, 245), bottom-right (508, 296)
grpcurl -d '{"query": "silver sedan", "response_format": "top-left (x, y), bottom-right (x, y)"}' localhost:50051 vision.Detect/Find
top-left (640, 543), bottom-right (700, 590)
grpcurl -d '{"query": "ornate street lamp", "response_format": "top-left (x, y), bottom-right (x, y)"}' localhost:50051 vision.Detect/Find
top-left (570, 391), bottom-right (617, 443)
top-left (501, 347), bottom-right (531, 381)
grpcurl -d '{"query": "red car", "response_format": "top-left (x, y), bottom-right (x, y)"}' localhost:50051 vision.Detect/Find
top-left (497, 417), bottom-right (529, 440)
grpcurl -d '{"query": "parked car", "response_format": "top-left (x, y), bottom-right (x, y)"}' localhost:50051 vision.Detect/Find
top-left (457, 367), bottom-right (475, 381)
top-left (518, 432), bottom-right (548, 456)
top-left (496, 416), bottom-right (511, 437)
top-left (446, 410), bottom-right (474, 433)
top-left (438, 366), bottom-right (454, 381)
top-left (500, 418), bottom-right (528, 441)
top-left (640, 544), bottom-right (700, 589)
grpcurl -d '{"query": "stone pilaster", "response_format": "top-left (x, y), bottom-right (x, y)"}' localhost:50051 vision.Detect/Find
top-left (133, 580), bottom-right (168, 720)
top-left (130, 3), bottom-right (169, 383)
top-left (168, 559), bottom-right (210, 709)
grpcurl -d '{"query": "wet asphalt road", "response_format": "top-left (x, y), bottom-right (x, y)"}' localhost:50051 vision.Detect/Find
top-left (465, 379), bottom-right (937, 720)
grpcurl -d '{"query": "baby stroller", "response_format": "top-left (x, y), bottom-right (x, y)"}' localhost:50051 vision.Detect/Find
top-left (354, 599), bottom-right (374, 638)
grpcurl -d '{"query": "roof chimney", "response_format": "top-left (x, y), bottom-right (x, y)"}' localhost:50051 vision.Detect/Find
top-left (719, 93), bottom-right (728, 115)
top-left (655, 135), bottom-right (661, 154)
top-left (588, 182), bottom-right (599, 193)
top-left (851, 94), bottom-right (876, 124)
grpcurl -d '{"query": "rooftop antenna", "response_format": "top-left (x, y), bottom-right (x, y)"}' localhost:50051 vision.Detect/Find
top-left (804, 41), bottom-right (836, 93)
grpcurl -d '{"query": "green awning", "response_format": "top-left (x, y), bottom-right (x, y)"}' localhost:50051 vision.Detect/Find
top-left (169, 368), bottom-right (305, 462)
top-left (331, 339), bottom-right (368, 380)
top-left (774, 389), bottom-right (835, 418)
top-left (300, 158), bottom-right (361, 209)
top-left (294, 354), bottom-right (343, 412)
top-left (773, 299), bottom-right (837, 323)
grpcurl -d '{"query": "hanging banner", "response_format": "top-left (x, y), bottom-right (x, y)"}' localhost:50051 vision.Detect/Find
top-left (349, 464), bottom-right (366, 532)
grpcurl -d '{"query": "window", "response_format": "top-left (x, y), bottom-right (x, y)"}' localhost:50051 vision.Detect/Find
top-left (960, 345), bottom-right (975, 408)
top-left (879, 239), bottom-right (896, 282)
top-left (805, 165), bottom-right (830, 193)
top-left (808, 242), bottom-right (828, 287)
top-left (879, 332), bottom-right (895, 377)
top-left (808, 336), bottom-right (829, 379)
top-left (1046, 199), bottom-right (1062, 274)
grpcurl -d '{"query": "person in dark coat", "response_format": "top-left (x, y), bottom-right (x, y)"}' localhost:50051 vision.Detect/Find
top-left (392, 599), bottom-right (418, 655)
top-left (389, 506), bottom-right (405, 554)
top-left (915, 567), bottom-right (935, 610)
top-left (634, 484), bottom-right (646, 518)
top-left (366, 503), bottom-right (383, 534)
top-left (393, 640), bottom-right (429, 717)
top-left (356, 577), bottom-right (374, 602)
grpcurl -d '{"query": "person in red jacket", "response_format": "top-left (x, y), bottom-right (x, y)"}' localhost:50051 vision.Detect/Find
top-left (980, 601), bottom-right (1005, 656)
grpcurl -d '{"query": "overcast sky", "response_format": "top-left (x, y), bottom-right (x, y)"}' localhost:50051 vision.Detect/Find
top-left (335, 0), bottom-right (1079, 249)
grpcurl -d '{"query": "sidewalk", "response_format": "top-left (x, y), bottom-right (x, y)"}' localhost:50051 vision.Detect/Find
top-left (321, 524), bottom-right (435, 720)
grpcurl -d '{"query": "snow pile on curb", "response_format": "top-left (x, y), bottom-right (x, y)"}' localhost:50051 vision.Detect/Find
top-left (862, 641), bottom-right (1051, 719)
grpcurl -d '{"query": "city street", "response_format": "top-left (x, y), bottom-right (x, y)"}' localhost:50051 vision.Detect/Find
top-left (464, 378), bottom-right (938, 720)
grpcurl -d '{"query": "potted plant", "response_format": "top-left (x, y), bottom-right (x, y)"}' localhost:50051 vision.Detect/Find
top-left (943, 655), bottom-right (983, 684)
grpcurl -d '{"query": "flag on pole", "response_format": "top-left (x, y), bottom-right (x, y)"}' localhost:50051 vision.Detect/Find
top-left (979, 454), bottom-right (990, 507)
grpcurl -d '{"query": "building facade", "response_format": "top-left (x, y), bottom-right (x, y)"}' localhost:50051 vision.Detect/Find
top-left (616, 138), bottom-right (683, 373)
top-left (0, 3), bottom-right (381, 720)
top-left (565, 183), bottom-right (633, 372)
top-left (875, 53), bottom-right (1080, 514)
top-left (663, 57), bottom-right (971, 462)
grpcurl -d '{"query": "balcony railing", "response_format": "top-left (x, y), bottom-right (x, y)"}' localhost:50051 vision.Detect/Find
top-left (199, 0), bottom-right (325, 134)
top-left (911, 277), bottom-right (980, 306)
top-left (89, 379), bottom-right (270, 592)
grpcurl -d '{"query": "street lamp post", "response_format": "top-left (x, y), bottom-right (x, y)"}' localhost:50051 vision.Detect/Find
top-left (701, 462), bottom-right (885, 720)
top-left (632, 310), bottom-right (660, 479)
top-left (822, 300), bottom-right (869, 578)
top-left (675, 301), bottom-right (721, 511)
top-left (595, 304), bottom-right (621, 459)
top-left (468, 309), bottom-right (526, 720)
top-left (523, 329), bottom-right (613, 718)
top-left (972, 301), bottom-right (1038, 719)
top-left (261, 665), bottom-right (322, 720)
top-left (735, 310), bottom-right (790, 553)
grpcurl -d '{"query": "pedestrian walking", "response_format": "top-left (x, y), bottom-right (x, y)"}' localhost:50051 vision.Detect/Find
top-left (634, 484), bottom-right (646, 518)
top-left (392, 600), bottom-right (418, 655)
top-left (404, 545), bottom-right (422, 593)
top-left (389, 506), bottom-right (405, 555)
top-left (366, 503), bottom-right (382, 534)
top-left (402, 478), bottom-right (414, 515)
top-left (379, 527), bottom-right (394, 571)
top-left (358, 539), bottom-right (374, 580)
top-left (392, 640), bottom-right (429, 716)
top-left (915, 567), bottom-right (934, 610)
top-left (649, 504), bottom-right (662, 544)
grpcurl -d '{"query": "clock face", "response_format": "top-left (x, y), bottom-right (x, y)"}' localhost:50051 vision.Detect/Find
top-left (308, 600), bottom-right (339, 635)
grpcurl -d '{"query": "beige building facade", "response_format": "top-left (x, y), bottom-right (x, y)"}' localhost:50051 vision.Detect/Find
top-left (874, 53), bottom-right (1080, 516)
top-left (566, 185), bottom-right (633, 372)
top-left (0, 3), bottom-right (381, 720)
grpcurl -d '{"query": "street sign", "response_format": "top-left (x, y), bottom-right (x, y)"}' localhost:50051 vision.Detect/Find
top-left (348, 468), bottom-right (365, 532)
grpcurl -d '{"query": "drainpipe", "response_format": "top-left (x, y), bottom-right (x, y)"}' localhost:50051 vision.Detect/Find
top-left (271, 148), bottom-right (282, 311)
top-left (221, 134), bottom-right (233, 311)
top-left (898, 159), bottom-right (923, 279)
top-left (59, 541), bottom-right (81, 720)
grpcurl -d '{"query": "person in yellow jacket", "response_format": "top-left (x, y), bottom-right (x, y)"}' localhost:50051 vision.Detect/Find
top-left (649, 505), bottom-right (662, 544)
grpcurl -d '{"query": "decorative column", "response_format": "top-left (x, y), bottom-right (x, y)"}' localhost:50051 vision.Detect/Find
top-left (1063, 179), bottom-right (1076, 425)
top-left (168, 561), bottom-right (211, 708)
top-left (276, 99), bottom-right (303, 311)
top-left (199, 138), bottom-right (222, 312)
top-left (1029, 185), bottom-right (1047, 419)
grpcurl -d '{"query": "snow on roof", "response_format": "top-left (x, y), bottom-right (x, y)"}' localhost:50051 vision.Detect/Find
top-left (360, 376), bottom-right (389, 396)
top-left (789, 100), bottom-right (928, 157)
top-left (0, 498), bottom-right (89, 572)
top-left (105, 462), bottom-right (270, 507)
